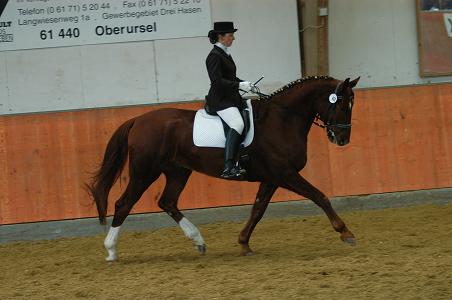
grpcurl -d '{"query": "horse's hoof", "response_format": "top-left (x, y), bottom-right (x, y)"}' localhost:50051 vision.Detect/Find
top-left (105, 248), bottom-right (118, 261)
top-left (240, 249), bottom-right (254, 256)
top-left (196, 244), bottom-right (207, 255)
top-left (240, 244), bottom-right (254, 256)
top-left (105, 255), bottom-right (118, 262)
top-left (342, 237), bottom-right (356, 246)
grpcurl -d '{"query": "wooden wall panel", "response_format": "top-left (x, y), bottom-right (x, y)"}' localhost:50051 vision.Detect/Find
top-left (1, 83), bottom-right (451, 225)
top-left (417, 11), bottom-right (452, 76)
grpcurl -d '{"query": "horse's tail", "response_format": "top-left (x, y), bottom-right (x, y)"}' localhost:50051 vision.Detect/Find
top-left (86, 118), bottom-right (136, 225)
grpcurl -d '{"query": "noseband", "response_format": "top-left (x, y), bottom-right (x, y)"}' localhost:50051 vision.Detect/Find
top-left (313, 81), bottom-right (352, 131)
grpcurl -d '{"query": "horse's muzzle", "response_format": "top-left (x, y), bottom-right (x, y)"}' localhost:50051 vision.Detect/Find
top-left (337, 138), bottom-right (349, 146)
top-left (327, 129), bottom-right (349, 146)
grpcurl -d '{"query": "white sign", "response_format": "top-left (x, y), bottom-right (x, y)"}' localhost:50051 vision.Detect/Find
top-left (0, 0), bottom-right (211, 51)
top-left (444, 13), bottom-right (452, 38)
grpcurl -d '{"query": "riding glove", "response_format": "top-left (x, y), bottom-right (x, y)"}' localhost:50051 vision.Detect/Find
top-left (239, 81), bottom-right (254, 92)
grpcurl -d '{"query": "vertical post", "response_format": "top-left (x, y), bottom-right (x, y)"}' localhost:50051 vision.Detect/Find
top-left (299, 0), bottom-right (320, 76)
top-left (297, 0), bottom-right (306, 76)
top-left (317, 0), bottom-right (329, 75)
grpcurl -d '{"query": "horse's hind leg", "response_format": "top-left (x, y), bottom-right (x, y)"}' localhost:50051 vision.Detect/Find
top-left (238, 183), bottom-right (277, 256)
top-left (104, 168), bottom-right (161, 262)
top-left (158, 166), bottom-right (206, 254)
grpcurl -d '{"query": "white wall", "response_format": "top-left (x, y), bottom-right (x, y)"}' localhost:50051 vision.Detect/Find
top-left (0, 0), bottom-right (301, 115)
top-left (3, 0), bottom-right (451, 115)
top-left (329, 0), bottom-right (452, 88)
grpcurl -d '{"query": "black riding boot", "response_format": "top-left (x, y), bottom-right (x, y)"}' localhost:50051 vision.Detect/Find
top-left (221, 129), bottom-right (246, 178)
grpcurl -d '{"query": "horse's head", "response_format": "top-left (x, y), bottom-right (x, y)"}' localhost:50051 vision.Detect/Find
top-left (316, 77), bottom-right (360, 146)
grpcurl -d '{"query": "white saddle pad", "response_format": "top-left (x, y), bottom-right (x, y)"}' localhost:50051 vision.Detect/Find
top-left (193, 99), bottom-right (255, 148)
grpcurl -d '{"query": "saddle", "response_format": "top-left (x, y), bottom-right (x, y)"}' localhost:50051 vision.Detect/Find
top-left (193, 99), bottom-right (255, 151)
top-left (204, 100), bottom-right (251, 141)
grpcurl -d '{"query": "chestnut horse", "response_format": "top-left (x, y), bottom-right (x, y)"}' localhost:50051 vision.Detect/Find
top-left (87, 76), bottom-right (360, 261)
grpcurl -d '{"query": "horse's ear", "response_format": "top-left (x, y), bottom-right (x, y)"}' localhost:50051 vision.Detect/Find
top-left (337, 78), bottom-right (350, 94)
top-left (350, 77), bottom-right (360, 88)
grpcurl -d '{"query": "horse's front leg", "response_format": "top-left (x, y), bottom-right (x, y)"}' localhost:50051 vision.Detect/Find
top-left (238, 182), bottom-right (278, 256)
top-left (280, 172), bottom-right (356, 245)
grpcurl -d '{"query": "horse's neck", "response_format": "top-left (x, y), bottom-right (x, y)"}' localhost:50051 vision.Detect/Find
top-left (251, 98), bottom-right (312, 142)
top-left (271, 83), bottom-right (325, 132)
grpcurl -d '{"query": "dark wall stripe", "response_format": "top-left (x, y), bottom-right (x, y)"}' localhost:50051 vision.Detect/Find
top-left (0, 0), bottom-right (9, 18)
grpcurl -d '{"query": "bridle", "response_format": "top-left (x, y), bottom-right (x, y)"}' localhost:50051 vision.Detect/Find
top-left (313, 81), bottom-right (352, 132)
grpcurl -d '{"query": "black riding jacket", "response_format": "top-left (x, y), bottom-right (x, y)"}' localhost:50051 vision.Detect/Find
top-left (205, 45), bottom-right (243, 112)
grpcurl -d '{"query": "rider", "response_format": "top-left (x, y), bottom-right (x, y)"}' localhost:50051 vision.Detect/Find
top-left (206, 21), bottom-right (255, 178)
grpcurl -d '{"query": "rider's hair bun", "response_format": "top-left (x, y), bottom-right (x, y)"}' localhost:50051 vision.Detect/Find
top-left (208, 30), bottom-right (218, 44)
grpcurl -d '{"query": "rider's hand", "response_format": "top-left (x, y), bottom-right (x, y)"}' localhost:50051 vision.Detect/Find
top-left (250, 85), bottom-right (259, 94)
top-left (239, 81), bottom-right (253, 92)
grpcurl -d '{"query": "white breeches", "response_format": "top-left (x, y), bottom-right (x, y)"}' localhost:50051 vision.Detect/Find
top-left (216, 107), bottom-right (244, 134)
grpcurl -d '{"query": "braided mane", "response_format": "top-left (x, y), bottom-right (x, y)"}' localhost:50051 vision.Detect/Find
top-left (261, 75), bottom-right (334, 100)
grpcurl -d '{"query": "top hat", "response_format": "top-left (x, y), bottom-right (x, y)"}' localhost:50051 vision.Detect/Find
top-left (210, 22), bottom-right (237, 34)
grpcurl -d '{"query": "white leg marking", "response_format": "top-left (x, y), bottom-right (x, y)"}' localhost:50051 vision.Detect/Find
top-left (104, 226), bottom-right (121, 262)
top-left (179, 217), bottom-right (205, 246)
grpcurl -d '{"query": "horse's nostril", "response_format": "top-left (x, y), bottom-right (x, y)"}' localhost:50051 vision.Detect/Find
top-left (338, 139), bottom-right (348, 146)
